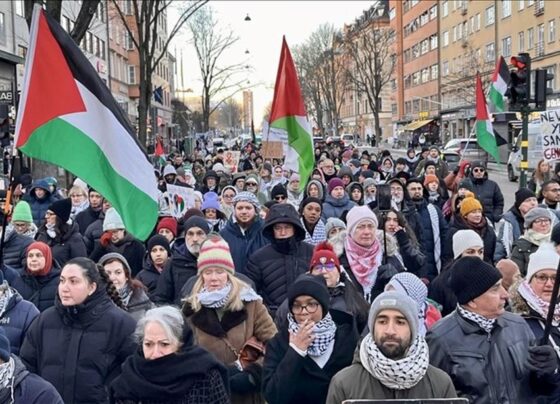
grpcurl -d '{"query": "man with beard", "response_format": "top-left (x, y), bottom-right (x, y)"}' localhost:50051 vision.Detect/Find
top-left (153, 216), bottom-right (209, 305)
top-left (246, 204), bottom-right (314, 316)
top-left (320, 159), bottom-right (337, 183)
top-left (427, 257), bottom-right (559, 403)
top-left (414, 146), bottom-right (449, 178)
top-left (406, 178), bottom-right (449, 281)
top-left (325, 218), bottom-right (346, 257)
top-left (75, 188), bottom-right (104, 234)
top-left (327, 291), bottom-right (456, 402)
top-left (220, 192), bottom-right (268, 275)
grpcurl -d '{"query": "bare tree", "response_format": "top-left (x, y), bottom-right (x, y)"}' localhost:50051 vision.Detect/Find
top-left (216, 98), bottom-right (242, 130)
top-left (188, 5), bottom-right (250, 132)
top-left (112, 0), bottom-right (207, 146)
top-left (344, 19), bottom-right (395, 145)
top-left (24, 0), bottom-right (100, 43)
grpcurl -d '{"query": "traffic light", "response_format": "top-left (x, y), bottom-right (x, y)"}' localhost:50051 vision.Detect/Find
top-left (534, 69), bottom-right (554, 111)
top-left (508, 53), bottom-right (531, 110)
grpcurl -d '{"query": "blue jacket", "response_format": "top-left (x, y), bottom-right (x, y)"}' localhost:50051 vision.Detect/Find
top-left (0, 287), bottom-right (39, 356)
top-left (321, 194), bottom-right (356, 221)
top-left (23, 180), bottom-right (56, 227)
top-left (220, 217), bottom-right (269, 274)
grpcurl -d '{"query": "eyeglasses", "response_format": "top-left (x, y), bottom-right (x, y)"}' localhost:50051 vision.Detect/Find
top-left (533, 218), bottom-right (551, 225)
top-left (533, 274), bottom-right (557, 284)
top-left (246, 182), bottom-right (258, 187)
top-left (274, 195), bottom-right (286, 201)
top-left (292, 302), bottom-right (319, 314)
top-left (473, 168), bottom-right (485, 173)
top-left (312, 263), bottom-right (337, 273)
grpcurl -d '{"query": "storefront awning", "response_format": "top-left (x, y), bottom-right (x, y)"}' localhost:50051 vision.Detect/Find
top-left (403, 119), bottom-right (433, 131)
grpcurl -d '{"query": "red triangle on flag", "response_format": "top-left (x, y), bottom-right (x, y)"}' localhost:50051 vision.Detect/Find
top-left (475, 72), bottom-right (489, 121)
top-left (17, 9), bottom-right (86, 147)
top-left (155, 138), bottom-right (164, 156)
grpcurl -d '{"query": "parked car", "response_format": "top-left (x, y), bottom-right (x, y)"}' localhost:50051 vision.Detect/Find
top-left (341, 134), bottom-right (355, 147)
top-left (443, 138), bottom-right (488, 165)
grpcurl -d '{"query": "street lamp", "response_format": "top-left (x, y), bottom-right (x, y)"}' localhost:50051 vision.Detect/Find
top-left (244, 13), bottom-right (251, 21)
top-left (245, 49), bottom-right (250, 54)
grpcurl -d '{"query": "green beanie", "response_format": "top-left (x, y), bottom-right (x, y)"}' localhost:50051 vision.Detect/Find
top-left (12, 201), bottom-right (33, 223)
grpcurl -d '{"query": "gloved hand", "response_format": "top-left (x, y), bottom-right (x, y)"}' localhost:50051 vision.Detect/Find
top-left (453, 166), bottom-right (460, 175)
top-left (100, 231), bottom-right (113, 247)
top-left (228, 364), bottom-right (258, 394)
top-left (526, 345), bottom-right (558, 378)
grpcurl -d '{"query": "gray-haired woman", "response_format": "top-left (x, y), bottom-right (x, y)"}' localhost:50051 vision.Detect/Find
top-left (110, 306), bottom-right (230, 404)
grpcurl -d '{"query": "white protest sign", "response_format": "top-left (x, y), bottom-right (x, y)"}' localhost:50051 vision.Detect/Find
top-left (160, 184), bottom-right (195, 218)
top-left (541, 109), bottom-right (560, 161)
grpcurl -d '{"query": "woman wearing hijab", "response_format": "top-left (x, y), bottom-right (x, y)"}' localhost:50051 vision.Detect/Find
top-left (300, 197), bottom-right (327, 246)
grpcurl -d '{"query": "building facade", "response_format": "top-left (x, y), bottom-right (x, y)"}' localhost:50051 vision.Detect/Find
top-left (242, 90), bottom-right (254, 131)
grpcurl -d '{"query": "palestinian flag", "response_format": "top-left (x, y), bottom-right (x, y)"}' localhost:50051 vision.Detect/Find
top-left (488, 56), bottom-right (510, 113)
top-left (154, 136), bottom-right (166, 168)
top-left (475, 72), bottom-right (500, 163)
top-left (268, 36), bottom-right (314, 189)
top-left (14, 6), bottom-right (158, 240)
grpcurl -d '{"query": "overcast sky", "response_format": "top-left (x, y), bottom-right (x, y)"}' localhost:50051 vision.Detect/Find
top-left (171, 1), bottom-right (374, 129)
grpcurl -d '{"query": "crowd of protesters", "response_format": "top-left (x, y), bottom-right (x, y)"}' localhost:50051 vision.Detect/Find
top-left (0, 139), bottom-right (559, 403)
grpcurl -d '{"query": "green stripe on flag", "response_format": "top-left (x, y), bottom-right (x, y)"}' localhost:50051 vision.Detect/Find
top-left (20, 118), bottom-right (158, 240)
top-left (488, 86), bottom-right (505, 112)
top-left (476, 120), bottom-right (500, 163)
top-left (271, 115), bottom-right (314, 185)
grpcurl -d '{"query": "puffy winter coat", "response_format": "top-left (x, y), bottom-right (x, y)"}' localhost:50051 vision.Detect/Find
top-left (263, 310), bottom-right (358, 404)
top-left (246, 239), bottom-right (314, 316)
top-left (89, 233), bottom-right (145, 277)
top-left (0, 288), bottom-right (39, 356)
top-left (153, 239), bottom-right (198, 306)
top-left (35, 221), bottom-right (87, 267)
top-left (511, 237), bottom-right (540, 276)
top-left (10, 268), bottom-right (60, 312)
top-left (124, 287), bottom-right (153, 322)
top-left (23, 181), bottom-right (56, 227)
top-left (2, 229), bottom-right (33, 271)
top-left (83, 215), bottom-right (104, 254)
top-left (494, 207), bottom-right (524, 261)
top-left (469, 173), bottom-right (505, 223)
top-left (444, 214), bottom-right (496, 264)
top-left (426, 310), bottom-right (558, 403)
top-left (220, 217), bottom-right (269, 275)
top-left (321, 194), bottom-right (356, 222)
top-left (75, 206), bottom-right (103, 235)
top-left (136, 255), bottom-right (168, 298)
top-left (0, 355), bottom-right (64, 404)
top-left (20, 287), bottom-right (136, 404)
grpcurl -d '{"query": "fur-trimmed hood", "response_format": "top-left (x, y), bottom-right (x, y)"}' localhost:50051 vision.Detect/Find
top-left (508, 279), bottom-right (533, 317)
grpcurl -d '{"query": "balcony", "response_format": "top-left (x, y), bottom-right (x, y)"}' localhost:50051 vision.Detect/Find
top-left (534, 0), bottom-right (544, 16)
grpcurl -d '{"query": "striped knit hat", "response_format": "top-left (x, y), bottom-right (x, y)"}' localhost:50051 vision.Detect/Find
top-left (197, 234), bottom-right (235, 275)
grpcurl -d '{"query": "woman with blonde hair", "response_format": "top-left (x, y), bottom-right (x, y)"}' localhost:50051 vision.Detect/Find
top-left (67, 185), bottom-right (89, 220)
top-left (183, 234), bottom-right (277, 404)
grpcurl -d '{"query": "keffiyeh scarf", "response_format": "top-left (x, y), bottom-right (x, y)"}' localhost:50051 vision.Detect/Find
top-left (287, 313), bottom-right (336, 357)
top-left (0, 283), bottom-right (13, 318)
top-left (360, 333), bottom-right (429, 390)
top-left (198, 282), bottom-right (261, 308)
top-left (118, 284), bottom-right (133, 307)
top-left (344, 235), bottom-right (382, 294)
top-left (0, 357), bottom-right (14, 390)
top-left (457, 304), bottom-right (496, 334)
top-left (518, 280), bottom-right (560, 326)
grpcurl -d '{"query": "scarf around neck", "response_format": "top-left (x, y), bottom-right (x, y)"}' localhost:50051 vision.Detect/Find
top-left (522, 229), bottom-right (551, 246)
top-left (287, 312), bottom-right (336, 357)
top-left (0, 283), bottom-right (13, 318)
top-left (198, 282), bottom-right (261, 309)
top-left (0, 357), bottom-right (14, 391)
top-left (118, 284), bottom-right (133, 307)
top-left (359, 333), bottom-right (429, 390)
top-left (518, 280), bottom-right (560, 326)
top-left (344, 236), bottom-right (382, 293)
top-left (457, 304), bottom-right (496, 334)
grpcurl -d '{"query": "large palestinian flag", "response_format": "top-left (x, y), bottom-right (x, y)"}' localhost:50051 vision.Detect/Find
top-left (14, 6), bottom-right (158, 240)
top-left (268, 36), bottom-right (314, 189)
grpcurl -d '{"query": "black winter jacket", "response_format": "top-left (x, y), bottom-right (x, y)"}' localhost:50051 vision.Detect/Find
top-left (444, 214), bottom-right (496, 264)
top-left (83, 213), bottom-right (104, 254)
top-left (469, 174), bottom-right (505, 223)
top-left (0, 288), bottom-right (39, 356)
top-left (153, 239), bottom-right (198, 306)
top-left (263, 310), bottom-right (358, 404)
top-left (20, 288), bottom-right (136, 404)
top-left (11, 267), bottom-right (60, 312)
top-left (246, 238), bottom-right (314, 316)
top-left (220, 217), bottom-right (269, 275)
top-left (35, 221), bottom-right (87, 266)
top-left (75, 206), bottom-right (103, 235)
top-left (510, 237), bottom-right (539, 276)
top-left (426, 310), bottom-right (558, 404)
top-left (2, 229), bottom-right (33, 271)
top-left (89, 233), bottom-right (146, 277)
top-left (136, 256), bottom-right (168, 298)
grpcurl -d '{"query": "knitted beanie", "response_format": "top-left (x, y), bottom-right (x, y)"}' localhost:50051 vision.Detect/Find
top-left (523, 207), bottom-right (551, 229)
top-left (453, 229), bottom-right (484, 259)
top-left (460, 197), bottom-right (483, 217)
top-left (157, 217), bottom-right (178, 237)
top-left (288, 274), bottom-right (330, 319)
top-left (12, 201), bottom-right (33, 223)
top-left (163, 165), bottom-right (177, 176)
top-left (449, 257), bottom-right (502, 304)
top-left (147, 234), bottom-right (172, 256)
top-left (26, 241), bottom-right (53, 276)
top-left (197, 234), bottom-right (235, 275)
top-left (233, 191), bottom-right (260, 211)
top-left (48, 198), bottom-right (72, 223)
top-left (201, 192), bottom-right (221, 211)
top-left (309, 241), bottom-right (340, 271)
top-left (328, 177), bottom-right (345, 194)
top-left (103, 207), bottom-right (125, 231)
top-left (299, 197), bottom-right (323, 215)
top-left (458, 178), bottom-right (474, 192)
top-left (271, 183), bottom-right (288, 199)
top-left (325, 217), bottom-right (346, 236)
top-left (368, 291), bottom-right (419, 340)
top-left (526, 242), bottom-right (560, 281)
top-left (184, 216), bottom-right (210, 234)
top-left (423, 174), bottom-right (439, 186)
top-left (0, 328), bottom-right (10, 362)
top-left (346, 205), bottom-right (378, 237)
top-left (515, 187), bottom-right (535, 209)
top-left (99, 252), bottom-right (132, 279)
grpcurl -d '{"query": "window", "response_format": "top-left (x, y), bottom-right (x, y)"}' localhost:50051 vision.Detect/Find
top-left (549, 20), bottom-right (556, 43)
top-left (502, 36), bottom-right (512, 57)
top-left (389, 8), bottom-right (396, 20)
top-left (15, 0), bottom-right (24, 17)
top-left (431, 64), bottom-right (439, 80)
top-left (431, 34), bottom-right (438, 50)
top-left (430, 95), bottom-right (439, 110)
top-left (412, 72), bottom-right (420, 86)
top-left (442, 1), bottom-right (448, 17)
top-left (546, 65), bottom-right (556, 90)
top-left (421, 68), bottom-right (430, 83)
top-left (126, 32), bottom-right (134, 50)
top-left (421, 39), bottom-right (429, 54)
top-left (527, 0), bottom-right (534, 5)
top-left (99, 38), bottom-right (106, 60)
top-left (97, 2), bottom-right (106, 23)
top-left (124, 0), bottom-right (133, 15)
top-left (537, 23), bottom-right (545, 55)
top-left (457, 24), bottom-right (463, 40)
top-left (528, 27), bottom-right (534, 49)
top-left (17, 45), bottom-right (26, 58)
top-left (430, 5), bottom-right (437, 20)
top-left (502, 0), bottom-right (512, 18)
top-left (485, 6), bottom-right (495, 26)
top-left (128, 66), bottom-right (136, 84)
top-left (0, 12), bottom-right (5, 44)
top-left (463, 21), bottom-right (468, 37)
top-left (453, 25), bottom-right (457, 42)
top-left (412, 100), bottom-right (420, 113)
top-left (486, 42), bottom-right (495, 62)
top-left (442, 60), bottom-right (449, 76)
top-left (519, 31), bottom-right (525, 51)
top-left (404, 75), bottom-right (412, 89)
top-left (519, 0), bottom-right (524, 10)
top-left (405, 101), bottom-right (412, 115)
top-left (442, 31), bottom-right (449, 46)
top-left (391, 103), bottom-right (398, 115)
top-left (475, 14), bottom-right (481, 31)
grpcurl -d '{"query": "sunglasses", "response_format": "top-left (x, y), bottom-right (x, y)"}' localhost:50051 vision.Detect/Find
top-left (473, 168), bottom-right (485, 173)
top-left (274, 195), bottom-right (286, 201)
top-left (246, 182), bottom-right (258, 186)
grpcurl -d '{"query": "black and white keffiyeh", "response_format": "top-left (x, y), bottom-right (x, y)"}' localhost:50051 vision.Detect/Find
top-left (0, 283), bottom-right (13, 318)
top-left (118, 284), bottom-right (133, 307)
top-left (0, 357), bottom-right (14, 390)
top-left (359, 333), bottom-right (429, 390)
top-left (287, 313), bottom-right (336, 357)
top-left (198, 282), bottom-right (261, 308)
top-left (457, 304), bottom-right (496, 334)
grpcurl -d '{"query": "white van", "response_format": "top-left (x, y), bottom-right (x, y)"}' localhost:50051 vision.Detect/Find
top-left (341, 134), bottom-right (355, 147)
